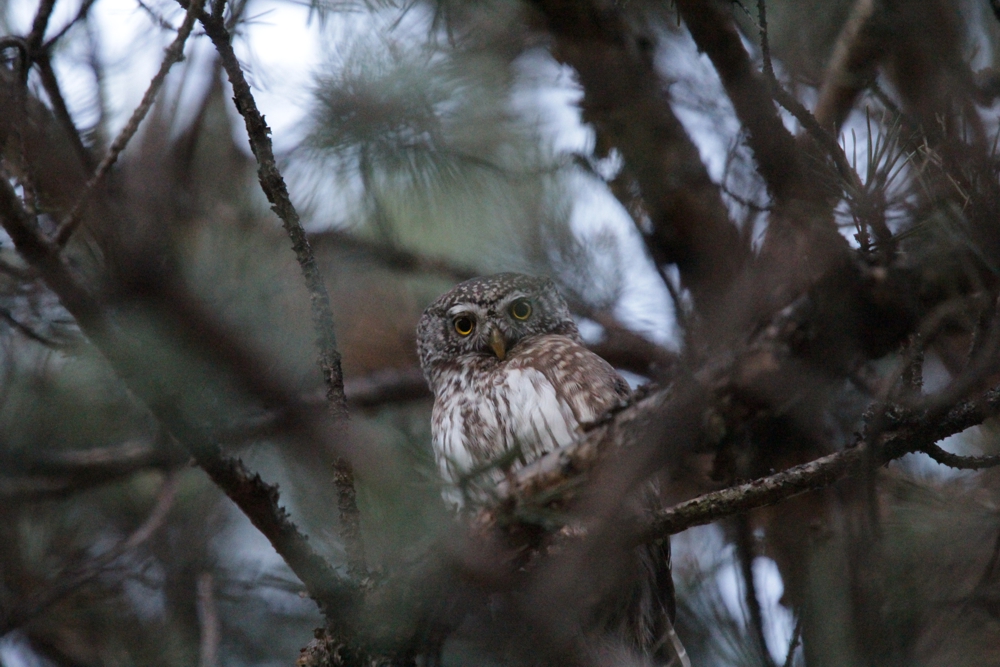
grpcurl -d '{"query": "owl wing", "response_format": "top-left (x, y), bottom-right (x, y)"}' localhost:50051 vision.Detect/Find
top-left (503, 335), bottom-right (630, 461)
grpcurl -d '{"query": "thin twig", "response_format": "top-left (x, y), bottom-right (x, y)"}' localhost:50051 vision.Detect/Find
top-left (41, 0), bottom-right (98, 50)
top-left (782, 615), bottom-right (803, 667)
top-left (200, 7), bottom-right (365, 576)
top-left (675, 0), bottom-right (808, 205)
top-left (756, 0), bottom-right (774, 81)
top-left (755, 0), bottom-right (865, 202)
top-left (196, 572), bottom-right (220, 667)
top-left (200, 11), bottom-right (348, 415)
top-left (53, 0), bottom-right (204, 246)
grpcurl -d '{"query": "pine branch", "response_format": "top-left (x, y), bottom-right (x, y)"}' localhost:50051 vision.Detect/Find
top-left (675, 0), bottom-right (810, 206)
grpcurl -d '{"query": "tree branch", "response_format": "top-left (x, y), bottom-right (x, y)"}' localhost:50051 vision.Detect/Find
top-left (198, 12), bottom-right (347, 415)
top-left (33, 54), bottom-right (94, 170)
top-left (0, 438), bottom-right (188, 500)
top-left (198, 8), bottom-right (365, 576)
top-left (812, 0), bottom-right (879, 133)
top-left (0, 175), bottom-right (357, 618)
top-left (675, 0), bottom-right (810, 206)
top-left (920, 443), bottom-right (1000, 470)
top-left (528, 0), bottom-right (747, 312)
top-left (643, 384), bottom-right (1000, 541)
top-left (25, 0), bottom-right (57, 53)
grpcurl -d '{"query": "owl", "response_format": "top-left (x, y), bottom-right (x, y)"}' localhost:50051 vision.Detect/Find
top-left (416, 272), bottom-right (630, 488)
top-left (417, 273), bottom-right (686, 665)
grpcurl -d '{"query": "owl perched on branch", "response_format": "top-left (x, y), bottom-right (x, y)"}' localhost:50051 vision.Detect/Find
top-left (417, 273), bottom-right (686, 665)
top-left (416, 272), bottom-right (630, 488)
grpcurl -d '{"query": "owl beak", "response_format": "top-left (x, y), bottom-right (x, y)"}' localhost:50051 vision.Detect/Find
top-left (489, 328), bottom-right (507, 361)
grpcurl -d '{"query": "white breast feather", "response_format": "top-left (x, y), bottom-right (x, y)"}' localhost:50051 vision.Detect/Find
top-left (431, 365), bottom-right (585, 490)
top-left (501, 367), bottom-right (578, 459)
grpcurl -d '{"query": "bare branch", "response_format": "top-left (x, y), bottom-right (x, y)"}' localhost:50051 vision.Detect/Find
top-left (675, 0), bottom-right (810, 206)
top-left (25, 0), bottom-right (57, 53)
top-left (529, 0), bottom-right (747, 312)
top-left (54, 0), bottom-right (204, 246)
top-left (198, 10), bottom-right (365, 576)
top-left (642, 384), bottom-right (1000, 541)
top-left (756, 0), bottom-right (865, 202)
top-left (33, 54), bottom-right (94, 170)
top-left (920, 443), bottom-right (1000, 470)
top-left (0, 438), bottom-right (188, 500)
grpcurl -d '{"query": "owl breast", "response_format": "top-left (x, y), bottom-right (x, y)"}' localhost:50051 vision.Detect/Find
top-left (430, 335), bottom-right (628, 487)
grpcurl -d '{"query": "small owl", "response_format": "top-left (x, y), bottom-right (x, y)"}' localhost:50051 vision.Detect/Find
top-left (416, 272), bottom-right (630, 487)
top-left (417, 273), bottom-right (685, 664)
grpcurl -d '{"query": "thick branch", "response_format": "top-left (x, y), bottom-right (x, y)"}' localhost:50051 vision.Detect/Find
top-left (675, 0), bottom-right (810, 206)
top-left (529, 0), bottom-right (746, 311)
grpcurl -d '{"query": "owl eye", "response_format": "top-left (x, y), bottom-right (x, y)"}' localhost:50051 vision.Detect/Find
top-left (453, 315), bottom-right (475, 336)
top-left (510, 299), bottom-right (532, 321)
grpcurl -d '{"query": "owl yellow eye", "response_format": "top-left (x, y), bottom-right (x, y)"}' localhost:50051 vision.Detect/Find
top-left (510, 299), bottom-right (532, 320)
top-left (453, 316), bottom-right (475, 336)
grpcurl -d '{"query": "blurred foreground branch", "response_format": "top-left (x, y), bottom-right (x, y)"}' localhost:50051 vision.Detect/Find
top-left (530, 0), bottom-right (747, 312)
top-left (0, 176), bottom-right (356, 618)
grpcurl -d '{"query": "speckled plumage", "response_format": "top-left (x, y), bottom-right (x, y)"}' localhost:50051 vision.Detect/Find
top-left (416, 273), bottom-right (685, 665)
top-left (416, 273), bottom-right (629, 486)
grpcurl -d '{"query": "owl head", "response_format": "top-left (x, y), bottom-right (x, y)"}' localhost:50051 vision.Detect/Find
top-left (417, 273), bottom-right (580, 385)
